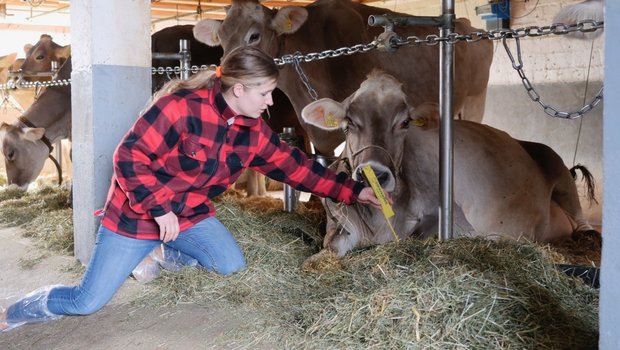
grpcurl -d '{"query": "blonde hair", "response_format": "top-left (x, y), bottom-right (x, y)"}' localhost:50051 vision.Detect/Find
top-left (146, 46), bottom-right (278, 111)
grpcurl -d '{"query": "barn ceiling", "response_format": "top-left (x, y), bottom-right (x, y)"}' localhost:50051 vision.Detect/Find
top-left (1, 0), bottom-right (382, 31)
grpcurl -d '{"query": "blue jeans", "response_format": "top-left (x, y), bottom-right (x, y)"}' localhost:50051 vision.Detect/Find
top-left (6, 216), bottom-right (246, 325)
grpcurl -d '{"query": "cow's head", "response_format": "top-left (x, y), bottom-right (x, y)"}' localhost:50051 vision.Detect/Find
top-left (193, 0), bottom-right (308, 58)
top-left (21, 34), bottom-right (71, 76)
top-left (302, 71), bottom-right (438, 193)
top-left (0, 122), bottom-right (49, 188)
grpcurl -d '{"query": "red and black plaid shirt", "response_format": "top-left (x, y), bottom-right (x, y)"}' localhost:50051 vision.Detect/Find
top-left (100, 83), bottom-right (364, 240)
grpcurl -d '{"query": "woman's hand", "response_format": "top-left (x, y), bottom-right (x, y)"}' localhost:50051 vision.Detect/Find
top-left (356, 187), bottom-right (392, 210)
top-left (154, 212), bottom-right (180, 242)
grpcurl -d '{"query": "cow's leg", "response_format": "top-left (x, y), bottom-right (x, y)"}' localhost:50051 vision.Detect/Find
top-left (549, 168), bottom-right (600, 245)
top-left (245, 170), bottom-right (267, 197)
top-left (519, 140), bottom-right (599, 241)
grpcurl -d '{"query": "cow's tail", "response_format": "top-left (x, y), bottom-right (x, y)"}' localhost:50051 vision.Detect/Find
top-left (570, 164), bottom-right (598, 205)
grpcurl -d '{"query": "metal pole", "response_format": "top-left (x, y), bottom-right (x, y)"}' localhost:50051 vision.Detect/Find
top-left (439, 0), bottom-right (455, 241)
top-left (55, 140), bottom-right (62, 177)
top-left (179, 39), bottom-right (190, 81)
top-left (282, 127), bottom-right (300, 212)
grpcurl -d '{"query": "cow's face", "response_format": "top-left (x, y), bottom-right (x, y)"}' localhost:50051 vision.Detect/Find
top-left (193, 0), bottom-right (308, 58)
top-left (0, 123), bottom-right (49, 188)
top-left (21, 34), bottom-right (70, 76)
top-left (302, 72), bottom-right (428, 193)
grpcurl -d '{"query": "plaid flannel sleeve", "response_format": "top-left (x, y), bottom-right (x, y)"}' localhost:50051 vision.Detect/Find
top-left (249, 121), bottom-right (364, 204)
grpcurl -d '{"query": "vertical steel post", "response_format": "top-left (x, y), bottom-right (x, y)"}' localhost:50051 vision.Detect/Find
top-left (439, 0), bottom-right (455, 240)
top-left (179, 39), bottom-right (190, 81)
top-left (282, 127), bottom-right (300, 212)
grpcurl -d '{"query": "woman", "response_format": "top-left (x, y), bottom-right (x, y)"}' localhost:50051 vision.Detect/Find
top-left (0, 46), bottom-right (383, 332)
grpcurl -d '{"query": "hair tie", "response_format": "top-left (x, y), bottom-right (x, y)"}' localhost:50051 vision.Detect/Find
top-left (215, 66), bottom-right (222, 78)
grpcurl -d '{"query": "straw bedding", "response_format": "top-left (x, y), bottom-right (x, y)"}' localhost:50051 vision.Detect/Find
top-left (0, 186), bottom-right (599, 348)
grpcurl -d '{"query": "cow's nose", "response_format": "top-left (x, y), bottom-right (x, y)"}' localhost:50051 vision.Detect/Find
top-left (356, 166), bottom-right (390, 187)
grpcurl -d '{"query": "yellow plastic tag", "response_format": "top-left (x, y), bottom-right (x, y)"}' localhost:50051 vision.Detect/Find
top-left (412, 117), bottom-right (426, 127)
top-left (362, 165), bottom-right (399, 242)
top-left (286, 17), bottom-right (293, 31)
top-left (324, 111), bottom-right (339, 128)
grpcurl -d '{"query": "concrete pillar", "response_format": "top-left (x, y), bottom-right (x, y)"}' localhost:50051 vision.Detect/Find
top-left (71, 1), bottom-right (151, 263)
top-left (600, 1), bottom-right (619, 348)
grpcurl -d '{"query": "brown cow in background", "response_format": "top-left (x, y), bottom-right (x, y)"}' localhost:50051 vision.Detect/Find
top-left (194, 0), bottom-right (494, 159)
top-left (0, 59), bottom-right (72, 188)
top-left (20, 34), bottom-right (71, 81)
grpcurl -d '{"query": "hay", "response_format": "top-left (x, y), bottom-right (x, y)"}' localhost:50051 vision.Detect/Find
top-left (0, 186), bottom-right (27, 202)
top-left (135, 201), bottom-right (599, 349)
top-left (0, 186), bottom-right (599, 347)
top-left (0, 186), bottom-right (73, 254)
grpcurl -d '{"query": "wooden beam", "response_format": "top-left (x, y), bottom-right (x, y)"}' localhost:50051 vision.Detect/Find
top-left (0, 22), bottom-right (70, 33)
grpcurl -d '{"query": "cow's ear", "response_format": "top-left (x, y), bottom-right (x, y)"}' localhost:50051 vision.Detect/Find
top-left (411, 102), bottom-right (440, 130)
top-left (21, 127), bottom-right (46, 142)
top-left (23, 43), bottom-right (33, 55)
top-left (272, 6), bottom-right (308, 35)
top-left (56, 45), bottom-right (71, 59)
top-left (193, 19), bottom-right (222, 47)
top-left (301, 98), bottom-right (345, 131)
top-left (0, 122), bottom-right (10, 138)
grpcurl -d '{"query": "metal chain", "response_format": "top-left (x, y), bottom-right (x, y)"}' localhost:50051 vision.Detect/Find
top-left (275, 20), bottom-right (603, 116)
top-left (273, 42), bottom-right (379, 66)
top-left (0, 19), bottom-right (604, 118)
top-left (0, 65), bottom-right (216, 91)
top-left (391, 19), bottom-right (603, 47)
top-left (0, 78), bottom-right (72, 91)
top-left (291, 51), bottom-right (319, 101)
top-left (150, 64), bottom-right (216, 76)
top-left (502, 36), bottom-right (603, 119)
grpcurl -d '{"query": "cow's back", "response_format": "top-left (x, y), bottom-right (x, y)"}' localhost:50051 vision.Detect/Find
top-left (450, 122), bottom-right (553, 238)
top-left (279, 0), bottom-right (492, 119)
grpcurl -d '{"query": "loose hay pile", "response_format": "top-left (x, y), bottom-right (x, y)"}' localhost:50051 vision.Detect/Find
top-left (0, 187), bottom-right (599, 348)
top-left (0, 186), bottom-right (73, 254)
top-left (135, 199), bottom-right (599, 349)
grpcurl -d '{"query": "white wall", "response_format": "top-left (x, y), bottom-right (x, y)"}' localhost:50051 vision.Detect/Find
top-left (600, 1), bottom-right (619, 347)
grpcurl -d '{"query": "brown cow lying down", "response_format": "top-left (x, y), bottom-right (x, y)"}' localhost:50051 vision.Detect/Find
top-left (301, 71), bottom-right (599, 258)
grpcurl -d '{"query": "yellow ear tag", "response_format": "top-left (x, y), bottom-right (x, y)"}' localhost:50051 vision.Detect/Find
top-left (362, 165), bottom-right (399, 242)
top-left (286, 17), bottom-right (293, 31)
top-left (324, 111), bottom-right (339, 128)
top-left (412, 117), bottom-right (426, 127)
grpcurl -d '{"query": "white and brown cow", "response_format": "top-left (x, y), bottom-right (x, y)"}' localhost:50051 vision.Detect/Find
top-left (301, 71), bottom-right (598, 258)
top-left (194, 0), bottom-right (493, 158)
top-left (0, 59), bottom-right (72, 188)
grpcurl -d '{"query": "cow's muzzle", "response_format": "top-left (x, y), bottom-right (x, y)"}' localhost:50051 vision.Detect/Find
top-left (353, 161), bottom-right (396, 192)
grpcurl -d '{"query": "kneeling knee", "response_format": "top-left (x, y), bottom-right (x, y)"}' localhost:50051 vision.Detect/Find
top-left (216, 261), bottom-right (247, 276)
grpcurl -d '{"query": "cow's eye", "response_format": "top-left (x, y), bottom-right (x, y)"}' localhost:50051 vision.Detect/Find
top-left (36, 54), bottom-right (44, 60)
top-left (248, 33), bottom-right (260, 44)
top-left (7, 150), bottom-right (15, 161)
top-left (400, 118), bottom-right (411, 129)
top-left (344, 117), bottom-right (355, 128)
